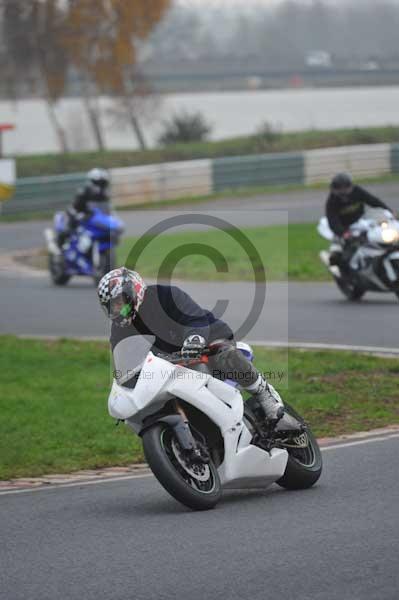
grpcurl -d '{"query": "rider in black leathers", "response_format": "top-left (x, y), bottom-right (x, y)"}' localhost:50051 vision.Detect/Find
top-left (73, 168), bottom-right (110, 216)
top-left (326, 173), bottom-right (392, 270)
top-left (57, 168), bottom-right (110, 247)
top-left (98, 267), bottom-right (299, 430)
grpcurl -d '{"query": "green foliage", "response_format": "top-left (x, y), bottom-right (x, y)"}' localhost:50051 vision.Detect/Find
top-left (16, 125), bottom-right (399, 177)
top-left (158, 111), bottom-right (212, 145)
top-left (253, 121), bottom-right (283, 151)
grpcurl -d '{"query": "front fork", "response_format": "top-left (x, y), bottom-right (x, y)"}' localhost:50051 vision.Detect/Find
top-left (173, 400), bottom-right (209, 463)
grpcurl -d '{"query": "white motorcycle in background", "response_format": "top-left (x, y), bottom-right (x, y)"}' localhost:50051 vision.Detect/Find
top-left (318, 208), bottom-right (399, 301)
top-left (108, 338), bottom-right (322, 511)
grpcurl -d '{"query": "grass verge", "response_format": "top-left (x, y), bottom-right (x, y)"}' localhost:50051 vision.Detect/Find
top-left (119, 223), bottom-right (328, 282)
top-left (1, 336), bottom-right (398, 479)
top-left (15, 125), bottom-right (399, 177)
top-left (6, 224), bottom-right (330, 281)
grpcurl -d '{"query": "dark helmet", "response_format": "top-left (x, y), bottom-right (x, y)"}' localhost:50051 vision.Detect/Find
top-left (97, 268), bottom-right (146, 327)
top-left (330, 172), bottom-right (353, 195)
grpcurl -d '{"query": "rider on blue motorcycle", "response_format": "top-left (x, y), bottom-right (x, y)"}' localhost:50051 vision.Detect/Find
top-left (74, 168), bottom-right (110, 215)
top-left (98, 267), bottom-right (299, 430)
top-left (58, 168), bottom-right (110, 247)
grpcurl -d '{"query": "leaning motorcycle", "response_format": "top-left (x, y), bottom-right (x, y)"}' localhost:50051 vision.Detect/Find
top-left (109, 339), bottom-right (322, 511)
top-left (318, 207), bottom-right (399, 301)
top-left (44, 205), bottom-right (124, 286)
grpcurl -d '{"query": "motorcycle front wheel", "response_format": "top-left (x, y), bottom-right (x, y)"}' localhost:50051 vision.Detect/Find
top-left (49, 254), bottom-right (70, 286)
top-left (276, 403), bottom-right (323, 490)
top-left (335, 276), bottom-right (365, 301)
top-left (142, 424), bottom-right (222, 511)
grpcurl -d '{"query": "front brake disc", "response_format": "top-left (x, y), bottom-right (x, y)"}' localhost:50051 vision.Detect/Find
top-left (171, 438), bottom-right (211, 482)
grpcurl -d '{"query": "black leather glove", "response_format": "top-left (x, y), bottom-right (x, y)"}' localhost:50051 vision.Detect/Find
top-left (181, 334), bottom-right (206, 359)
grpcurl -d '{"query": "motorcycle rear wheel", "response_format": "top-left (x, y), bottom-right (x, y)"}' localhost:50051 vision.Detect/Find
top-left (142, 423), bottom-right (222, 511)
top-left (276, 403), bottom-right (322, 490)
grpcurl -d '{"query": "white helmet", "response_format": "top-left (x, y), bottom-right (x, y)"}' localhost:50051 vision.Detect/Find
top-left (87, 168), bottom-right (109, 191)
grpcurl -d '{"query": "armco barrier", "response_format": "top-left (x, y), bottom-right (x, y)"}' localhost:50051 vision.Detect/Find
top-left (304, 144), bottom-right (391, 184)
top-left (391, 143), bottom-right (399, 174)
top-left (111, 159), bottom-right (212, 207)
top-left (2, 172), bottom-right (86, 216)
top-left (212, 152), bottom-right (304, 192)
top-left (2, 143), bottom-right (399, 216)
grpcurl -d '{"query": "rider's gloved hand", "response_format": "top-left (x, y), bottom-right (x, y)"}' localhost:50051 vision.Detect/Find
top-left (181, 335), bottom-right (206, 359)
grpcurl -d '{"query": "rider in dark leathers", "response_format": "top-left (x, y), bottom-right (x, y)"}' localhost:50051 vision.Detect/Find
top-left (326, 173), bottom-right (392, 270)
top-left (98, 268), bottom-right (298, 430)
top-left (326, 173), bottom-right (391, 237)
top-left (57, 168), bottom-right (111, 247)
top-left (73, 168), bottom-right (110, 216)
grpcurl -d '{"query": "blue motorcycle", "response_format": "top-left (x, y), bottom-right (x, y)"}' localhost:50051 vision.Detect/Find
top-left (44, 205), bottom-right (124, 286)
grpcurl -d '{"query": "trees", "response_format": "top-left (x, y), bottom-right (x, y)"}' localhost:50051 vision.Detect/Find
top-left (2, 0), bottom-right (69, 152)
top-left (2, 0), bottom-right (171, 152)
top-left (64, 0), bottom-right (171, 150)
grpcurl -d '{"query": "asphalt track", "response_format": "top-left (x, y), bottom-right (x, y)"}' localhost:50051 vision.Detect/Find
top-left (1, 185), bottom-right (399, 600)
top-left (1, 181), bottom-right (399, 253)
top-left (1, 434), bottom-right (399, 600)
top-left (0, 182), bottom-right (398, 348)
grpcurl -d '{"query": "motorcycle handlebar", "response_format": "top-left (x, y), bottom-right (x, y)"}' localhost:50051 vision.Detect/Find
top-left (156, 347), bottom-right (214, 366)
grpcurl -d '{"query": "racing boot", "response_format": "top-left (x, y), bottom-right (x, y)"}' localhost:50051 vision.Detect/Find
top-left (246, 376), bottom-right (301, 431)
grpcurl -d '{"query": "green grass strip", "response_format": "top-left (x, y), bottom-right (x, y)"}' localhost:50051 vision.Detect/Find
top-left (1, 336), bottom-right (398, 479)
top-left (119, 223), bottom-right (328, 282)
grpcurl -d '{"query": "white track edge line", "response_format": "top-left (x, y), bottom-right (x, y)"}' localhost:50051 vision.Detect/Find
top-left (12, 335), bottom-right (399, 356)
top-left (1, 432), bottom-right (399, 497)
top-left (247, 340), bottom-right (399, 355)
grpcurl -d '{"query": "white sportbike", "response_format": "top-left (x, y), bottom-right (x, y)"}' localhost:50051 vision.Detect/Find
top-left (318, 208), bottom-right (399, 301)
top-left (108, 339), bottom-right (322, 510)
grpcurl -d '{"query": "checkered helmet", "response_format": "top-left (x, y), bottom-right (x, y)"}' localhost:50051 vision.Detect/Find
top-left (98, 268), bottom-right (146, 327)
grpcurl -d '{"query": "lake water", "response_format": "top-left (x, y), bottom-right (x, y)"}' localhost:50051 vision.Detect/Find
top-left (1, 86), bottom-right (399, 156)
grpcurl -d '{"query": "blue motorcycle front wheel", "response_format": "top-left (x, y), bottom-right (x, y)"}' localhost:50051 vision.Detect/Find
top-left (49, 254), bottom-right (70, 286)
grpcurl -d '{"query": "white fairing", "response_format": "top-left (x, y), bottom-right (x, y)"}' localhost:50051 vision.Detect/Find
top-left (108, 351), bottom-right (288, 489)
top-left (317, 217), bottom-right (335, 241)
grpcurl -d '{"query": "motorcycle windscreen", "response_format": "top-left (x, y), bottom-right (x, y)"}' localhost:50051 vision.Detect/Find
top-left (363, 207), bottom-right (392, 221)
top-left (112, 335), bottom-right (155, 387)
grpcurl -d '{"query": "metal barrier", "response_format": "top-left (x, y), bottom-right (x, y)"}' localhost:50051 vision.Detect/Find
top-left (2, 143), bottom-right (398, 216)
top-left (2, 172), bottom-right (86, 216)
top-left (212, 152), bottom-right (304, 192)
top-left (391, 143), bottom-right (399, 174)
top-left (304, 144), bottom-right (391, 184)
top-left (111, 159), bottom-right (212, 207)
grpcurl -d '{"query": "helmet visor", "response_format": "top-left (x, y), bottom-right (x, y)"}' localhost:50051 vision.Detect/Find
top-left (102, 293), bottom-right (134, 324)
